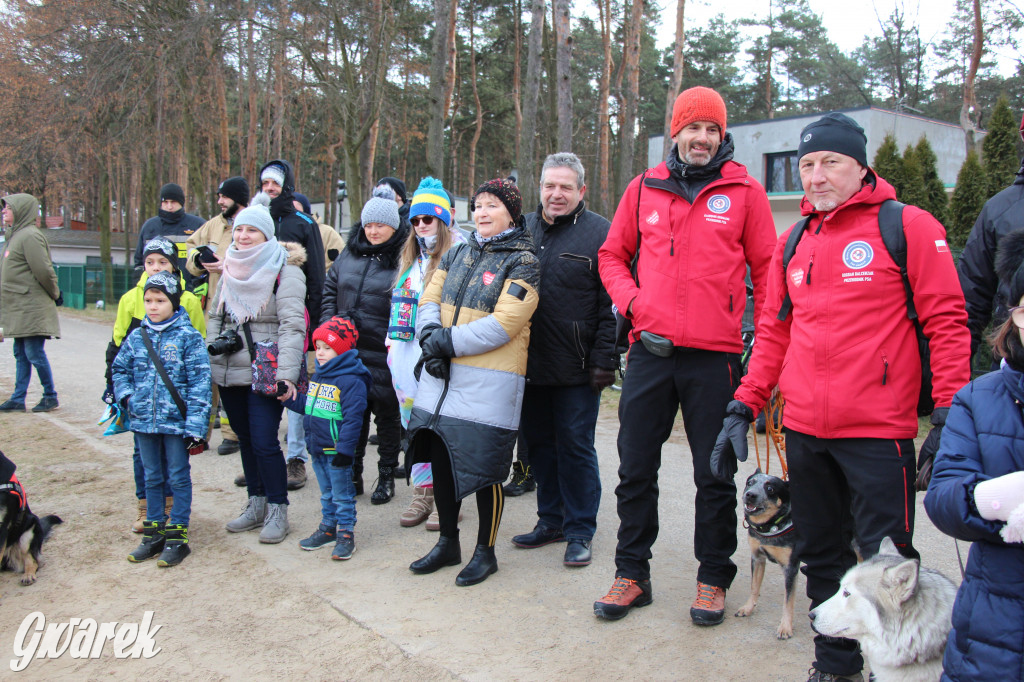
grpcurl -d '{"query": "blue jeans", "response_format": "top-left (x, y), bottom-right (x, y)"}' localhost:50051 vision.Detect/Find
top-left (11, 336), bottom-right (56, 402)
top-left (286, 409), bottom-right (309, 463)
top-left (135, 433), bottom-right (192, 526)
top-left (309, 453), bottom-right (357, 530)
top-left (520, 383), bottom-right (601, 542)
top-left (219, 386), bottom-right (288, 505)
top-left (133, 434), bottom-right (171, 499)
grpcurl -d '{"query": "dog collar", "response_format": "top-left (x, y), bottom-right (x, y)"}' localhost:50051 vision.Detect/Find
top-left (747, 509), bottom-right (794, 537)
top-left (0, 474), bottom-right (26, 511)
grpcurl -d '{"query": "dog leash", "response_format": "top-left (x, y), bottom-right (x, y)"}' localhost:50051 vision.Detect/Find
top-left (753, 388), bottom-right (788, 479)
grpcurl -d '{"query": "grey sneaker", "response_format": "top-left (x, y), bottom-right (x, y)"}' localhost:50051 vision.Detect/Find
top-left (31, 396), bottom-right (59, 412)
top-left (259, 502), bottom-right (290, 544)
top-left (225, 496), bottom-right (266, 533)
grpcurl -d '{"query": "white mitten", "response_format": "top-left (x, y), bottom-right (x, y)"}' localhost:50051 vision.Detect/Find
top-left (974, 471), bottom-right (1024, 522)
top-left (1000, 503), bottom-right (1024, 544)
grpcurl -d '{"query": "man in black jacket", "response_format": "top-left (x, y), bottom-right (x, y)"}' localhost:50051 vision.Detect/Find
top-left (959, 112), bottom-right (1024, 367)
top-left (134, 183), bottom-right (205, 290)
top-left (258, 159), bottom-right (326, 335)
top-left (510, 152), bottom-right (618, 567)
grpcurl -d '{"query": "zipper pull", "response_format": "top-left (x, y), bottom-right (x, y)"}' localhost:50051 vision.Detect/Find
top-left (806, 255), bottom-right (814, 284)
top-left (729, 294), bottom-right (734, 312)
top-left (670, 234), bottom-right (675, 256)
top-left (882, 359), bottom-right (888, 385)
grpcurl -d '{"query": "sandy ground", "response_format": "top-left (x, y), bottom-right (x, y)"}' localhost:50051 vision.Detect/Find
top-left (0, 312), bottom-right (968, 680)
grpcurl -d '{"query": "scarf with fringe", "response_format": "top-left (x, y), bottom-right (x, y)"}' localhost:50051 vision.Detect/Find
top-left (217, 238), bottom-right (287, 323)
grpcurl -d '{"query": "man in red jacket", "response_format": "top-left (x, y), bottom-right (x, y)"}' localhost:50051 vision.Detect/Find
top-left (712, 112), bottom-right (970, 682)
top-left (594, 87), bottom-right (777, 624)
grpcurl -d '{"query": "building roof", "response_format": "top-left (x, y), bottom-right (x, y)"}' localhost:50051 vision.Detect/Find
top-left (43, 229), bottom-right (135, 250)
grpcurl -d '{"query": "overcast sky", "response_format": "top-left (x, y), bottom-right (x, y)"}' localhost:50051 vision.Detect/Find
top-left (654, 0), bottom-right (1019, 74)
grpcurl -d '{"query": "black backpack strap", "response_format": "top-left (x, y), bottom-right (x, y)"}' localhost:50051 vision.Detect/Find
top-left (776, 216), bottom-right (813, 321)
top-left (140, 328), bottom-right (187, 420)
top-left (629, 171), bottom-right (646, 284)
top-left (877, 200), bottom-right (915, 322)
top-left (241, 322), bottom-right (257, 362)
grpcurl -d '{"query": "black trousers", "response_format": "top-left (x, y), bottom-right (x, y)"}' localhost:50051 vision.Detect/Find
top-left (786, 429), bottom-right (918, 676)
top-left (420, 429), bottom-right (505, 547)
top-left (613, 342), bottom-right (740, 588)
top-left (353, 392), bottom-right (402, 473)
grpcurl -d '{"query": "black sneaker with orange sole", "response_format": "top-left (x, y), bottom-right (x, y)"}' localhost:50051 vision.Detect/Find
top-left (593, 577), bottom-right (653, 620)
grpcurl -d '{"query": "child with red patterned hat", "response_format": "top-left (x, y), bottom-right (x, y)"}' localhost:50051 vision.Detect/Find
top-left (283, 316), bottom-right (371, 560)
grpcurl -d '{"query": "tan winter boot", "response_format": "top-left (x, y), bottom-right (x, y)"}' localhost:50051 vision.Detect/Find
top-left (132, 498), bottom-right (147, 533)
top-left (400, 486), bottom-right (433, 527)
top-left (425, 507), bottom-right (461, 532)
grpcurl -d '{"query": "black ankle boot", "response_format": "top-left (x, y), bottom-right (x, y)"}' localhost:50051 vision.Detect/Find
top-left (128, 521), bottom-right (165, 562)
top-left (157, 524), bottom-right (191, 567)
top-left (456, 544), bottom-right (498, 586)
top-left (371, 465), bottom-right (395, 505)
top-left (410, 536), bottom-right (462, 574)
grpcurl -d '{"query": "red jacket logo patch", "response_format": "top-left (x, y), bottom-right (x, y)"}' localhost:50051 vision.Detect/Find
top-left (482, 271), bottom-right (495, 286)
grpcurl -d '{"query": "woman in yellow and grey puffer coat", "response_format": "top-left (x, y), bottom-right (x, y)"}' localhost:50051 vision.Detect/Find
top-left (406, 178), bottom-right (539, 587)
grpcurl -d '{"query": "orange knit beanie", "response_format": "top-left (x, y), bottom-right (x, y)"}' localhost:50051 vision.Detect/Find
top-left (670, 87), bottom-right (727, 137)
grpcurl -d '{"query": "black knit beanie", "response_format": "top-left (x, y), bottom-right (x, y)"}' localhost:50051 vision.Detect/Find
top-left (144, 271), bottom-right (182, 311)
top-left (473, 177), bottom-right (523, 225)
top-left (160, 183), bottom-right (185, 205)
top-left (377, 177), bottom-right (408, 204)
top-left (798, 113), bottom-right (869, 168)
top-left (217, 176), bottom-right (250, 206)
top-left (142, 237), bottom-right (179, 273)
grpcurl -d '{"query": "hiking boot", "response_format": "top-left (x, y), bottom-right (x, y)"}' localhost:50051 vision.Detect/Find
top-left (127, 521), bottom-right (165, 562)
top-left (502, 461), bottom-right (535, 496)
top-left (512, 524), bottom-right (565, 548)
top-left (371, 466), bottom-right (395, 505)
top-left (0, 399), bottom-right (25, 412)
top-left (164, 496), bottom-right (174, 522)
top-left (456, 544), bottom-right (498, 586)
top-left (218, 438), bottom-right (240, 455)
top-left (805, 669), bottom-right (864, 682)
top-left (157, 524), bottom-right (190, 567)
top-left (563, 540), bottom-right (593, 567)
top-left (299, 523), bottom-right (336, 551)
top-left (593, 577), bottom-right (653, 620)
top-left (410, 536), bottom-right (462, 574)
top-left (286, 459), bottom-right (307, 490)
top-left (690, 582), bottom-right (727, 625)
top-left (332, 530), bottom-right (355, 560)
top-left (393, 465), bottom-right (407, 479)
top-left (226, 496), bottom-right (266, 532)
top-left (132, 498), bottom-right (147, 533)
top-left (400, 486), bottom-right (433, 527)
top-left (31, 396), bottom-right (59, 412)
top-left (259, 502), bottom-right (289, 544)
top-left (233, 472), bottom-right (246, 487)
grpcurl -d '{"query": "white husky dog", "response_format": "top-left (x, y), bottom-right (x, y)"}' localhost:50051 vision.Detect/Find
top-left (809, 538), bottom-right (957, 682)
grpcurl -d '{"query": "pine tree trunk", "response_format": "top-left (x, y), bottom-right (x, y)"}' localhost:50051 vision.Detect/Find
top-left (596, 0), bottom-right (613, 217)
top-left (467, 1), bottom-right (483, 195)
top-left (662, 0), bottom-right (685, 159)
top-left (518, 0), bottom-right (544, 208)
top-left (512, 0), bottom-right (523, 164)
top-left (617, 0), bottom-right (643, 197)
top-left (426, 0), bottom-right (453, 180)
top-left (960, 0), bottom-right (983, 155)
top-left (554, 0), bottom-right (572, 151)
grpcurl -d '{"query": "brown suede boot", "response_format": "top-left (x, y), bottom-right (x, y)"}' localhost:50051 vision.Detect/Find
top-left (132, 498), bottom-right (147, 533)
top-left (400, 486), bottom-right (433, 527)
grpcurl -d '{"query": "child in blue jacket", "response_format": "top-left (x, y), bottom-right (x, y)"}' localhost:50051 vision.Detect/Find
top-left (284, 316), bottom-right (370, 560)
top-left (112, 272), bottom-right (211, 567)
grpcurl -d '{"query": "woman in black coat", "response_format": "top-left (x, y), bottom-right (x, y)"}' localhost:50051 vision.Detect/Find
top-left (321, 185), bottom-right (409, 503)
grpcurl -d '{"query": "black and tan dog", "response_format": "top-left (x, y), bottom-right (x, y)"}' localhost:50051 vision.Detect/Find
top-left (734, 468), bottom-right (799, 639)
top-left (0, 451), bottom-right (62, 586)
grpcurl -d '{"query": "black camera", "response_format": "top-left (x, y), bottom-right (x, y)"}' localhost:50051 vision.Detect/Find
top-left (208, 328), bottom-right (243, 356)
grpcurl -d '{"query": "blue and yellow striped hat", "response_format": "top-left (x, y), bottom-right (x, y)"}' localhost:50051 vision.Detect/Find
top-left (409, 177), bottom-right (452, 227)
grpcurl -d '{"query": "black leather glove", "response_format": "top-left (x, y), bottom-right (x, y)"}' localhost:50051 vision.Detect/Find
top-left (589, 367), bottom-right (616, 394)
top-left (102, 384), bottom-right (116, 405)
top-left (710, 400), bottom-right (755, 482)
top-left (55, 290), bottom-right (64, 307)
top-left (331, 451), bottom-right (353, 467)
top-left (424, 356), bottom-right (450, 381)
top-left (421, 326), bottom-right (455, 359)
top-left (184, 437), bottom-right (207, 456)
top-left (916, 406), bottom-right (948, 492)
top-left (418, 323), bottom-right (442, 349)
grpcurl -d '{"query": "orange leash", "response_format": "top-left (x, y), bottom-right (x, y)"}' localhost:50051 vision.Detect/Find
top-left (752, 389), bottom-right (788, 480)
